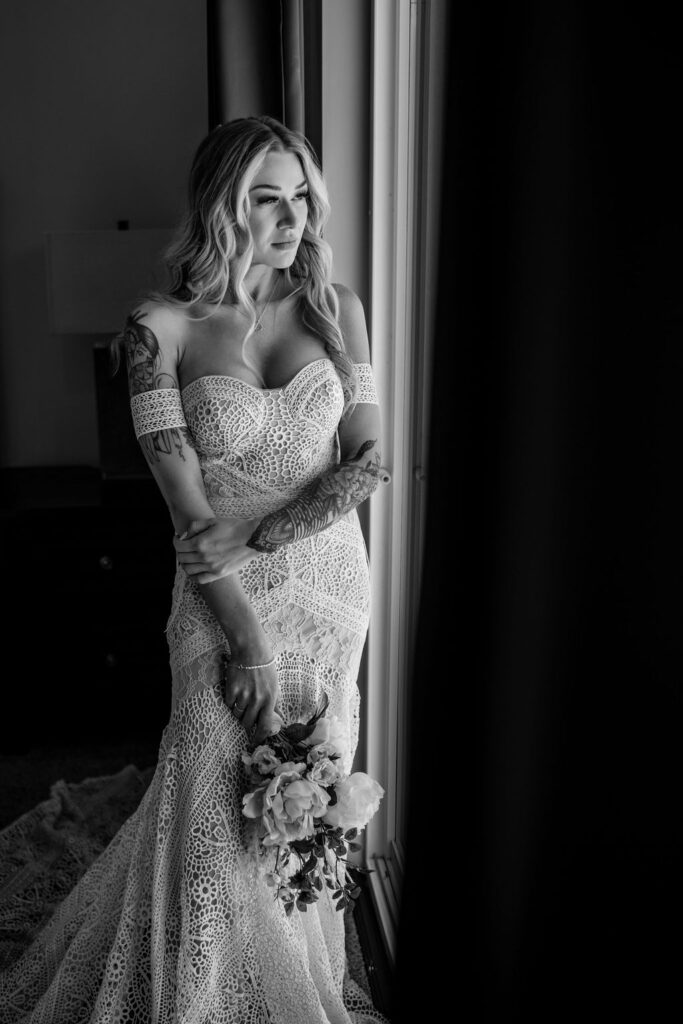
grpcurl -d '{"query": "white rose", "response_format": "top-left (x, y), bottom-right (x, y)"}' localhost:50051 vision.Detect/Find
top-left (242, 744), bottom-right (282, 775)
top-left (247, 768), bottom-right (331, 847)
top-left (307, 756), bottom-right (343, 787)
top-left (323, 773), bottom-right (384, 832)
top-left (273, 761), bottom-right (306, 777)
top-left (304, 715), bottom-right (347, 758)
top-left (242, 783), bottom-right (267, 819)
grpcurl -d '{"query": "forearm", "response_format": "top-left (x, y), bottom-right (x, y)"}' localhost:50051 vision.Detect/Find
top-left (161, 489), bottom-right (268, 655)
top-left (144, 447), bottom-right (267, 655)
top-left (199, 576), bottom-right (271, 659)
top-left (247, 439), bottom-right (385, 553)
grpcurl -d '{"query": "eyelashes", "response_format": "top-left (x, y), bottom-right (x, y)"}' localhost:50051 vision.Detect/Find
top-left (257, 192), bottom-right (310, 207)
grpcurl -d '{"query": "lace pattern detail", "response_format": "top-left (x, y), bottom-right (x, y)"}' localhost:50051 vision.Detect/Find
top-left (0, 355), bottom-right (387, 1023)
top-left (0, 689), bottom-right (386, 1023)
top-left (181, 361), bottom-right (343, 519)
top-left (130, 387), bottom-right (187, 439)
top-left (354, 362), bottom-right (378, 405)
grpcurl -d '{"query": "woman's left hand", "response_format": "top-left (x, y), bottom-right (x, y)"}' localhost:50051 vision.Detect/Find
top-left (173, 516), bottom-right (262, 583)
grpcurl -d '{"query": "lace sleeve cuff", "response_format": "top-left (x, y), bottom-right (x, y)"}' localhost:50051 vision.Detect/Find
top-left (130, 388), bottom-right (187, 439)
top-left (354, 363), bottom-right (379, 405)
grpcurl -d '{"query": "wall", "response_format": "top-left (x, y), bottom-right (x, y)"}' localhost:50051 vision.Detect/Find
top-left (0, 0), bottom-right (207, 467)
top-left (320, 0), bottom-right (371, 310)
top-left (320, 0), bottom-right (372, 775)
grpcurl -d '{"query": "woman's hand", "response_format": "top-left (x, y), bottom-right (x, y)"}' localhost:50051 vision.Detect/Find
top-left (221, 652), bottom-right (283, 745)
top-left (174, 516), bottom-right (262, 583)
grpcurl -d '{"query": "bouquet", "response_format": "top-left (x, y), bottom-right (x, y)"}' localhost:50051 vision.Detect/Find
top-left (241, 693), bottom-right (384, 916)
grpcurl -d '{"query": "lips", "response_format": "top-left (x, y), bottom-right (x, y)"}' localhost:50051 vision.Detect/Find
top-left (272, 238), bottom-right (299, 249)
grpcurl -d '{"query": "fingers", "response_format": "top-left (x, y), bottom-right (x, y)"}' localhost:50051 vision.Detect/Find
top-left (221, 655), bottom-right (278, 739)
top-left (222, 659), bottom-right (259, 725)
top-left (253, 708), bottom-right (283, 746)
top-left (241, 702), bottom-right (261, 734)
top-left (184, 518), bottom-right (217, 539)
top-left (223, 662), bottom-right (246, 711)
top-left (173, 519), bottom-right (216, 552)
top-left (196, 570), bottom-right (229, 584)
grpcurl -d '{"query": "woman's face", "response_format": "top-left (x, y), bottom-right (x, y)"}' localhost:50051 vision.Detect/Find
top-left (247, 149), bottom-right (309, 269)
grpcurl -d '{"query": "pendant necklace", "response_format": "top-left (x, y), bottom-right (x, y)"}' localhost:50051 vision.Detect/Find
top-left (253, 276), bottom-right (279, 333)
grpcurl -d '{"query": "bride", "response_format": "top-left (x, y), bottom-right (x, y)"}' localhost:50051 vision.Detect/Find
top-left (0, 116), bottom-right (388, 1023)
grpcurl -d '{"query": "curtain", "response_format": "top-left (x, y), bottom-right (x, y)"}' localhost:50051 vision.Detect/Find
top-left (206, 0), bottom-right (321, 159)
top-left (396, 2), bottom-right (683, 1017)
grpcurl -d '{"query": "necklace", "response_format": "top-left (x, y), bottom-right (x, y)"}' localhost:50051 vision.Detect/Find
top-left (252, 276), bottom-right (279, 332)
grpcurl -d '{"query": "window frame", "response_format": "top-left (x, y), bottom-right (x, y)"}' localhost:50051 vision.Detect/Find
top-left (364, 0), bottom-right (448, 964)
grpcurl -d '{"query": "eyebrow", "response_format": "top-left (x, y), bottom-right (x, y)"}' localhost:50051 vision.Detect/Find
top-left (249, 180), bottom-right (308, 192)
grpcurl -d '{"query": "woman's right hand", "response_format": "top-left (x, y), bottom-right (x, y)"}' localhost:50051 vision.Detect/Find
top-left (221, 652), bottom-right (283, 746)
top-left (174, 516), bottom-right (262, 583)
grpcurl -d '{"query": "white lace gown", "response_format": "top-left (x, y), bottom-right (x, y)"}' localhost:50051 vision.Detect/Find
top-left (0, 358), bottom-right (387, 1024)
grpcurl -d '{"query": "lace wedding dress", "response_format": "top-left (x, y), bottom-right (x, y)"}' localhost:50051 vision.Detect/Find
top-left (0, 358), bottom-right (387, 1024)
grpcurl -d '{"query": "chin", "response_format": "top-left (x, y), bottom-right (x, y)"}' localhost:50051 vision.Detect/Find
top-left (272, 250), bottom-right (299, 267)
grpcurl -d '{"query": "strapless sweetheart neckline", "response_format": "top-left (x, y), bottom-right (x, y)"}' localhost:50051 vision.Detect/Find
top-left (180, 356), bottom-right (334, 396)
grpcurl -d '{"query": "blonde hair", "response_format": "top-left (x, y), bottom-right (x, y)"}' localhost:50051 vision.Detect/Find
top-left (154, 115), bottom-right (357, 404)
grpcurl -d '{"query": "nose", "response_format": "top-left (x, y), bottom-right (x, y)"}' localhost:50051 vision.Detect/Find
top-left (277, 199), bottom-right (297, 227)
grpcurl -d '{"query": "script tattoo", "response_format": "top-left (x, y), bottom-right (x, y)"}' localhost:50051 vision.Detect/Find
top-left (123, 311), bottom-right (195, 465)
top-left (247, 439), bottom-right (384, 553)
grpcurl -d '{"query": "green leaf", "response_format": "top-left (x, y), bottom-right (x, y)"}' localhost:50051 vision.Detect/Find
top-left (344, 828), bottom-right (358, 840)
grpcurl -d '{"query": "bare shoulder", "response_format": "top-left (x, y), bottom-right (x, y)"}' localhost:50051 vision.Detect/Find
top-left (332, 283), bottom-right (370, 363)
top-left (128, 299), bottom-right (189, 348)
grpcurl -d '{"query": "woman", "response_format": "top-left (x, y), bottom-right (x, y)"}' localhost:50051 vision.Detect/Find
top-left (0, 117), bottom-right (387, 1022)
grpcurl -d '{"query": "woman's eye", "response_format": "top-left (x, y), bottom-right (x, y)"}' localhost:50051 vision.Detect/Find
top-left (256, 192), bottom-right (308, 207)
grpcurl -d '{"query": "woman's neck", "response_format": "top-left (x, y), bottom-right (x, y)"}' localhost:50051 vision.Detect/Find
top-left (243, 267), bottom-right (281, 304)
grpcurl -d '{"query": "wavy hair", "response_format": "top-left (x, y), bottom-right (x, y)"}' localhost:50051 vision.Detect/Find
top-left (149, 115), bottom-right (357, 404)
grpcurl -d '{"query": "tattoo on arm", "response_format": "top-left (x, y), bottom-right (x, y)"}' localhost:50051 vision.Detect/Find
top-left (247, 439), bottom-right (385, 553)
top-left (123, 311), bottom-right (195, 465)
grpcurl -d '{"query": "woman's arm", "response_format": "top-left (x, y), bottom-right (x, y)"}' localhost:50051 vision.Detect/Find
top-left (122, 303), bottom-right (279, 743)
top-left (246, 408), bottom-right (384, 552)
top-left (174, 285), bottom-right (388, 579)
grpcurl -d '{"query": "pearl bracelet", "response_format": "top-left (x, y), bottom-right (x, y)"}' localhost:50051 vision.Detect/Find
top-left (230, 656), bottom-right (276, 671)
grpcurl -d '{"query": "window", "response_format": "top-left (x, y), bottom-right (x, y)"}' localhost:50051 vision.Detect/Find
top-left (363, 0), bottom-right (449, 962)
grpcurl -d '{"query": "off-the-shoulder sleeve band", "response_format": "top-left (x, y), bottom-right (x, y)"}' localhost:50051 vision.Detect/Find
top-left (354, 363), bottom-right (379, 405)
top-left (130, 388), bottom-right (187, 439)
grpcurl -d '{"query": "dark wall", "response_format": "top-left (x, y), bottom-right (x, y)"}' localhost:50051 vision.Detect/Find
top-left (0, 0), bottom-right (207, 467)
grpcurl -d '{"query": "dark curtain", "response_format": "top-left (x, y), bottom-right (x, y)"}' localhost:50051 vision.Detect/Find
top-left (206, 0), bottom-right (321, 159)
top-left (397, 2), bottom-right (682, 1018)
